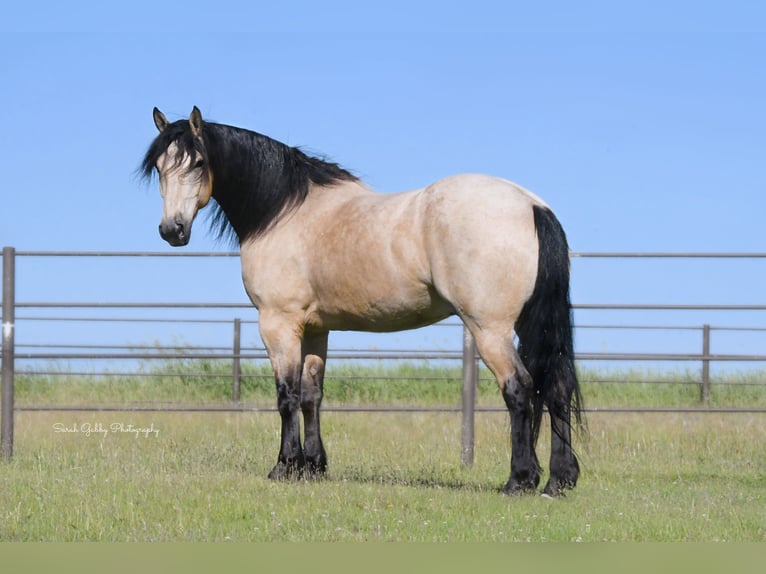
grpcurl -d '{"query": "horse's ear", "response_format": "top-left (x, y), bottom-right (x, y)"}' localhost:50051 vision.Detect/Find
top-left (153, 107), bottom-right (169, 133)
top-left (189, 106), bottom-right (204, 138)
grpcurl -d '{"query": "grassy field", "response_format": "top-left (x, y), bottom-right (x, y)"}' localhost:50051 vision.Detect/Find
top-left (13, 359), bottom-right (766, 409)
top-left (2, 362), bottom-right (765, 541)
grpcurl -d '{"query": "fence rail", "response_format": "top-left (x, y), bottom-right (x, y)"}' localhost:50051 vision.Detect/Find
top-left (2, 248), bottom-right (766, 462)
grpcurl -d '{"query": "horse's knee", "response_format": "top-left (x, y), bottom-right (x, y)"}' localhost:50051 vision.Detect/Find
top-left (275, 376), bottom-right (300, 414)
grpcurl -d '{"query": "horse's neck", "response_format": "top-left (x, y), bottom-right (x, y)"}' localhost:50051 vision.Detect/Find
top-left (210, 167), bottom-right (372, 244)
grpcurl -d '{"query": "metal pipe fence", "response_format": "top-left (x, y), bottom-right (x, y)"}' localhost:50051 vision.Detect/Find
top-left (2, 248), bottom-right (766, 462)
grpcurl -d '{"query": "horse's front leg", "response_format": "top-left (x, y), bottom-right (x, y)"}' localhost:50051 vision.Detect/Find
top-left (301, 332), bottom-right (329, 477)
top-left (260, 314), bottom-right (305, 480)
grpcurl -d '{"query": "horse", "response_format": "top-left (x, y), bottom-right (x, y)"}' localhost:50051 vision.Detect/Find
top-left (142, 106), bottom-right (584, 496)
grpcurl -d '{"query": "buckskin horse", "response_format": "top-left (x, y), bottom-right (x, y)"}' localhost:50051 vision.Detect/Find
top-left (142, 107), bottom-right (583, 496)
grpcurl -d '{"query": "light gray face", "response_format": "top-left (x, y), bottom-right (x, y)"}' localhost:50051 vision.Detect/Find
top-left (155, 142), bottom-right (211, 246)
top-left (152, 107), bottom-right (212, 247)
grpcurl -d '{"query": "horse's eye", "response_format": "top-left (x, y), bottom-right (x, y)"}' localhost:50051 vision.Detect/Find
top-left (194, 159), bottom-right (204, 169)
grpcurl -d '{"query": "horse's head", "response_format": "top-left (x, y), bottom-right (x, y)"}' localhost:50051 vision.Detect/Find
top-left (143, 107), bottom-right (213, 246)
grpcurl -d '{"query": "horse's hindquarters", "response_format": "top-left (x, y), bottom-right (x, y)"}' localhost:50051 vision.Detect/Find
top-left (422, 175), bottom-right (541, 329)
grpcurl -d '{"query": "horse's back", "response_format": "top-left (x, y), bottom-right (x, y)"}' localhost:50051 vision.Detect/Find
top-left (428, 173), bottom-right (546, 198)
top-left (240, 173), bottom-right (546, 334)
top-left (420, 173), bottom-right (548, 222)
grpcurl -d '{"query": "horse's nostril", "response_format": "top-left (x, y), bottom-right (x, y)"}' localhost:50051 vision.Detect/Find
top-left (160, 219), bottom-right (184, 242)
top-left (159, 217), bottom-right (191, 246)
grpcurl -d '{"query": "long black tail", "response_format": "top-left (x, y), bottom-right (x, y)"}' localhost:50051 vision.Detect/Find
top-left (515, 205), bottom-right (583, 445)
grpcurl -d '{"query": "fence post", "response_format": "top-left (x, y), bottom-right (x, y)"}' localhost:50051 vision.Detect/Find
top-left (2, 246), bottom-right (16, 460)
top-left (701, 324), bottom-right (710, 404)
top-left (461, 326), bottom-right (478, 467)
top-left (232, 318), bottom-right (241, 403)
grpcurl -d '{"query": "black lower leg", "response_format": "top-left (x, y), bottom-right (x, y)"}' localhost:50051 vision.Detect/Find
top-left (268, 373), bottom-right (305, 480)
top-left (300, 337), bottom-right (328, 477)
top-left (501, 374), bottom-right (540, 494)
top-left (301, 385), bottom-right (326, 477)
top-left (544, 402), bottom-right (579, 496)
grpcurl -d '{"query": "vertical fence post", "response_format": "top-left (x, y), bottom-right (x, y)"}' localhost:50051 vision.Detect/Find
top-left (461, 326), bottom-right (478, 467)
top-left (232, 318), bottom-right (241, 403)
top-left (2, 246), bottom-right (16, 460)
top-left (701, 324), bottom-right (711, 405)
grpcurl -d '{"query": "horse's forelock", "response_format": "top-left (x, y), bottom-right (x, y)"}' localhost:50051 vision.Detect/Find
top-left (141, 121), bottom-right (207, 180)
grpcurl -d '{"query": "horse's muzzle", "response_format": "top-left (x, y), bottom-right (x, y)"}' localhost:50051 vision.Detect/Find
top-left (159, 217), bottom-right (191, 247)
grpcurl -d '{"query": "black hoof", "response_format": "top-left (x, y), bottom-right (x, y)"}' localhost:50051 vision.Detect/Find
top-left (267, 460), bottom-right (303, 481)
top-left (542, 476), bottom-right (577, 497)
top-left (303, 456), bottom-right (327, 479)
top-left (502, 472), bottom-right (540, 495)
top-left (502, 485), bottom-right (533, 496)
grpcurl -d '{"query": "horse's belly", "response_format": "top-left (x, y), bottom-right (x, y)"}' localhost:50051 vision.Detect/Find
top-left (311, 284), bottom-right (455, 333)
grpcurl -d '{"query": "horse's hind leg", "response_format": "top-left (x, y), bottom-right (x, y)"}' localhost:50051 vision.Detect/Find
top-left (300, 332), bottom-right (328, 477)
top-left (470, 327), bottom-right (540, 494)
top-left (544, 389), bottom-right (580, 496)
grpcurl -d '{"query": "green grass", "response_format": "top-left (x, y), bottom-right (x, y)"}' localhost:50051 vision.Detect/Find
top-left (1, 410), bottom-right (764, 541)
top-left (14, 359), bottom-right (766, 409)
top-left (3, 362), bottom-right (764, 541)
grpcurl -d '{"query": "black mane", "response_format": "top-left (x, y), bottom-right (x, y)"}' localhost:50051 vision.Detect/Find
top-left (141, 118), bottom-right (358, 244)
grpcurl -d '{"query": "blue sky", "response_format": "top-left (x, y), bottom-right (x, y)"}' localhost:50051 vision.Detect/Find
top-left (1, 1), bottom-right (764, 372)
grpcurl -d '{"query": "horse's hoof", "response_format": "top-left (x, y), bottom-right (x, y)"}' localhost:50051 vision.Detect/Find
top-left (267, 462), bottom-right (288, 480)
top-left (542, 477), bottom-right (576, 497)
top-left (267, 461), bottom-right (302, 481)
top-left (502, 468), bottom-right (541, 495)
top-left (303, 457), bottom-right (327, 480)
top-left (502, 478), bottom-right (539, 496)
